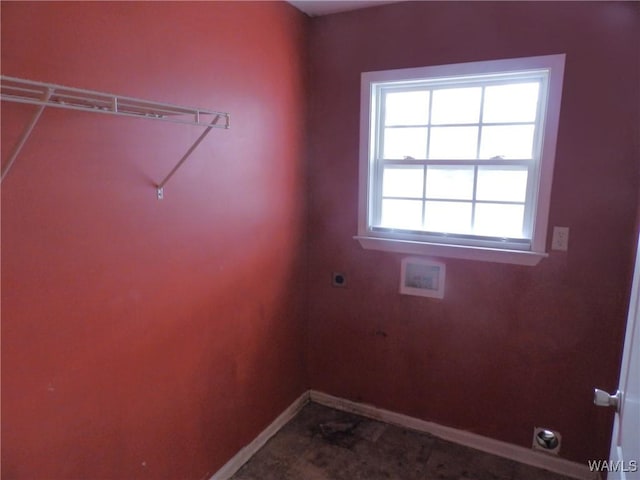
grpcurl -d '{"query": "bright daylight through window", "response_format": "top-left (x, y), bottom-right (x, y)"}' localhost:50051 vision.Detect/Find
top-left (356, 55), bottom-right (565, 265)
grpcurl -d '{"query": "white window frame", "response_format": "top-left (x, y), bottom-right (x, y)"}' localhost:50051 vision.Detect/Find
top-left (355, 54), bottom-right (566, 266)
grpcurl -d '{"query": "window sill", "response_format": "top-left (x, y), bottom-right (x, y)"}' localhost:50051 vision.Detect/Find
top-left (354, 235), bottom-right (547, 266)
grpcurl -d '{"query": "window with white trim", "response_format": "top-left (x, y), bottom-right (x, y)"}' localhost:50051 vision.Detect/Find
top-left (356, 55), bottom-right (565, 265)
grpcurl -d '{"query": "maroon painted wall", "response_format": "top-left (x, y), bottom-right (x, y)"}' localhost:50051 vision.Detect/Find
top-left (306, 1), bottom-right (639, 465)
top-left (1, 2), bottom-right (308, 479)
top-left (3, 1), bottom-right (639, 477)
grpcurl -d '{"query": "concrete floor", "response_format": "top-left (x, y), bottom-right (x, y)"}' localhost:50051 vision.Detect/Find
top-left (230, 402), bottom-right (575, 480)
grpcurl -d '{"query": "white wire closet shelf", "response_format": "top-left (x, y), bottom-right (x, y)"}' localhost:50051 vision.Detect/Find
top-left (0, 75), bottom-right (231, 199)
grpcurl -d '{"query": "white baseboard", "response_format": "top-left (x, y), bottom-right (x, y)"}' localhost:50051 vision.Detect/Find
top-left (210, 389), bottom-right (599, 480)
top-left (209, 391), bottom-right (310, 480)
top-left (309, 390), bottom-right (599, 480)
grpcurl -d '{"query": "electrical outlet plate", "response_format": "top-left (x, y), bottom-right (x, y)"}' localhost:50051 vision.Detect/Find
top-left (551, 226), bottom-right (569, 251)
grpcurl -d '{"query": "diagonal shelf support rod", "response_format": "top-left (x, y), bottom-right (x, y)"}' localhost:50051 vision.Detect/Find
top-left (156, 116), bottom-right (221, 200)
top-left (0, 75), bottom-right (230, 197)
top-left (1, 88), bottom-right (53, 182)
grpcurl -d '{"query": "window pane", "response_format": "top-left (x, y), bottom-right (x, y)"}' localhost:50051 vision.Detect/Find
top-left (429, 126), bottom-right (478, 159)
top-left (474, 203), bottom-right (525, 237)
top-left (426, 165), bottom-right (474, 200)
top-left (424, 201), bottom-right (472, 234)
top-left (383, 127), bottom-right (427, 159)
top-left (383, 166), bottom-right (424, 198)
top-left (431, 87), bottom-right (482, 125)
top-left (483, 82), bottom-right (540, 123)
top-left (479, 125), bottom-right (535, 159)
top-left (476, 166), bottom-right (528, 202)
top-left (384, 90), bottom-right (430, 126)
top-left (381, 199), bottom-right (423, 229)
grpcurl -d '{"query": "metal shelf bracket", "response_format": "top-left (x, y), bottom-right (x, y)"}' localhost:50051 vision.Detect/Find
top-left (0, 75), bottom-right (230, 198)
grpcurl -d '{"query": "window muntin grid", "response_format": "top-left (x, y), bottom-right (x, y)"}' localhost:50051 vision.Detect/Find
top-left (370, 73), bottom-right (548, 247)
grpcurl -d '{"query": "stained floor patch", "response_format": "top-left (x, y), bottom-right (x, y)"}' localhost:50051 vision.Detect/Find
top-left (230, 403), bottom-right (575, 480)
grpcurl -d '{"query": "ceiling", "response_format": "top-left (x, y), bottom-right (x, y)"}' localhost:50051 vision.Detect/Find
top-left (288, 0), bottom-right (400, 17)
